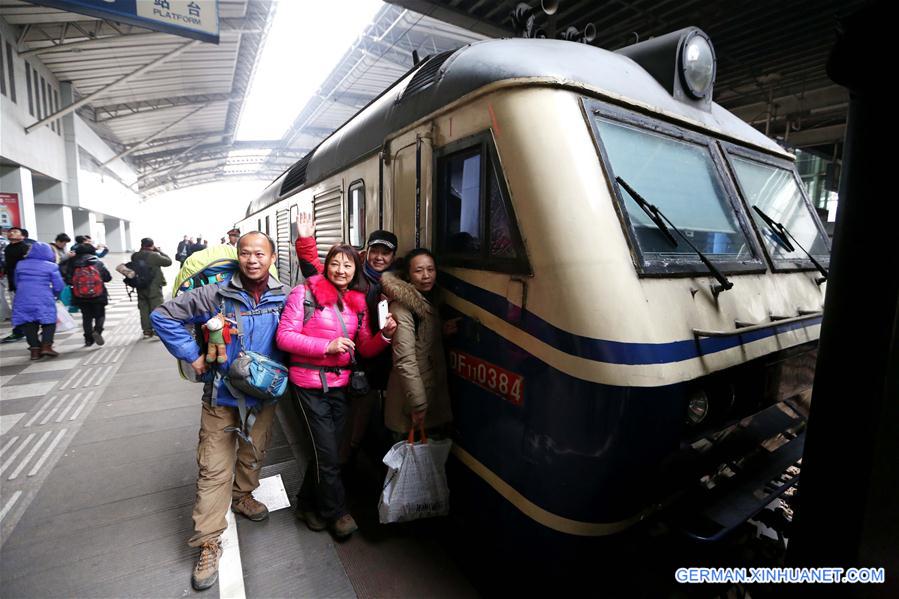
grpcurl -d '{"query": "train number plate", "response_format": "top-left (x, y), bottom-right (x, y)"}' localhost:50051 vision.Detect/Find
top-left (448, 350), bottom-right (523, 406)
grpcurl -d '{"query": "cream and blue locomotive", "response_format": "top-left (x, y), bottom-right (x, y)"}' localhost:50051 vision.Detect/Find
top-left (239, 27), bottom-right (829, 545)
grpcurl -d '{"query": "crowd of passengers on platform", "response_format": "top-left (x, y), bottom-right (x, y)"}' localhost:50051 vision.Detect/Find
top-left (147, 216), bottom-right (456, 591)
top-left (0, 227), bottom-right (116, 358)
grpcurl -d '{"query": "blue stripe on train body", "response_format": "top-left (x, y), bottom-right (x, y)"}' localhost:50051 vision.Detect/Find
top-left (446, 318), bottom-right (685, 525)
top-left (441, 274), bottom-right (818, 528)
top-left (440, 272), bottom-right (822, 365)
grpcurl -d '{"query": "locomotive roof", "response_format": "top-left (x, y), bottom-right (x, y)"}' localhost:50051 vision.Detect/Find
top-left (248, 37), bottom-right (788, 217)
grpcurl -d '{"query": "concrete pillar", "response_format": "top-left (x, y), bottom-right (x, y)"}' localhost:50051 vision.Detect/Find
top-left (0, 166), bottom-right (38, 237)
top-left (72, 208), bottom-right (90, 238)
top-left (94, 220), bottom-right (106, 245)
top-left (105, 218), bottom-right (127, 252)
top-left (124, 221), bottom-right (133, 251)
top-left (87, 212), bottom-right (99, 241)
top-left (35, 204), bottom-right (74, 243)
top-left (59, 82), bottom-right (80, 208)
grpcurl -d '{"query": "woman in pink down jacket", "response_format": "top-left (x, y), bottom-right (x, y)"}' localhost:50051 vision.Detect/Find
top-left (277, 243), bottom-right (396, 539)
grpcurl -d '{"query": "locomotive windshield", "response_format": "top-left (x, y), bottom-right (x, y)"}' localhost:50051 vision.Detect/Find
top-left (594, 117), bottom-right (754, 263)
top-left (728, 157), bottom-right (830, 265)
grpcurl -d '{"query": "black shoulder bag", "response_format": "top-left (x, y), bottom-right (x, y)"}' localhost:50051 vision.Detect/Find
top-left (332, 306), bottom-right (370, 397)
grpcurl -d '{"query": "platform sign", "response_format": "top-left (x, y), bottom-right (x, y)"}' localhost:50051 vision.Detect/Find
top-left (0, 193), bottom-right (21, 228)
top-left (28, 0), bottom-right (220, 44)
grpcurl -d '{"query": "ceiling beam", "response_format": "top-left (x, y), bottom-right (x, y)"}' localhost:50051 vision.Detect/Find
top-left (25, 39), bottom-right (200, 134)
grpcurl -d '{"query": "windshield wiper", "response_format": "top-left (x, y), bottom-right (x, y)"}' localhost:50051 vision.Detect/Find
top-left (616, 176), bottom-right (734, 297)
top-left (752, 206), bottom-right (828, 285)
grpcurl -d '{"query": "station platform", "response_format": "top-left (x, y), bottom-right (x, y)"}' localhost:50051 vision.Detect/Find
top-left (0, 255), bottom-right (476, 598)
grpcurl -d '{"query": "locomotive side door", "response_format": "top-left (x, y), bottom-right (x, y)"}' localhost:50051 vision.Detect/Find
top-left (390, 126), bottom-right (433, 253)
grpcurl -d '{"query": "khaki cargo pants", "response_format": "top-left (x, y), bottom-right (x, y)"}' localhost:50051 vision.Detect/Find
top-left (188, 401), bottom-right (276, 547)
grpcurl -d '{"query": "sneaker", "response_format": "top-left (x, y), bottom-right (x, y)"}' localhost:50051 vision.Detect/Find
top-left (231, 494), bottom-right (268, 522)
top-left (92, 330), bottom-right (105, 346)
top-left (142, 332), bottom-right (154, 339)
top-left (295, 508), bottom-right (327, 532)
top-left (191, 539), bottom-right (222, 591)
top-left (332, 514), bottom-right (358, 538)
top-left (1, 332), bottom-right (24, 344)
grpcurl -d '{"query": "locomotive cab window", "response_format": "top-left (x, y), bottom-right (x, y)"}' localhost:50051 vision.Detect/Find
top-left (724, 148), bottom-right (830, 271)
top-left (435, 133), bottom-right (529, 273)
top-left (347, 180), bottom-right (365, 249)
top-left (586, 100), bottom-right (764, 276)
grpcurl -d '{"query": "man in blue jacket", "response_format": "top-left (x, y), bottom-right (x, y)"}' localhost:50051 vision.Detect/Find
top-left (150, 232), bottom-right (286, 592)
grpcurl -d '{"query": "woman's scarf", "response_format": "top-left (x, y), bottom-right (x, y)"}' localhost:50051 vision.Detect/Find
top-left (363, 260), bottom-right (384, 284)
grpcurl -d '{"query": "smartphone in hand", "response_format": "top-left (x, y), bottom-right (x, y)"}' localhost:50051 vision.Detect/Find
top-left (378, 299), bottom-right (389, 329)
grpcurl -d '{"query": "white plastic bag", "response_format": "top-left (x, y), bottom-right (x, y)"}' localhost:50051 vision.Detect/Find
top-left (55, 302), bottom-right (76, 332)
top-left (378, 431), bottom-right (452, 524)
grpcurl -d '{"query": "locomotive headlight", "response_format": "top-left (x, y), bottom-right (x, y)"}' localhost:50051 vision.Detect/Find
top-left (686, 390), bottom-right (710, 425)
top-left (680, 31), bottom-right (716, 99)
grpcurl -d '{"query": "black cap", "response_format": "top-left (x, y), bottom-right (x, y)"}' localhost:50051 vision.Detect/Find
top-left (366, 230), bottom-right (397, 251)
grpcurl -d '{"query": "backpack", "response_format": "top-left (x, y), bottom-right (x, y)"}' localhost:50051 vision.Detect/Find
top-left (172, 245), bottom-right (241, 297)
top-left (123, 259), bottom-right (152, 290)
top-left (71, 263), bottom-right (104, 299)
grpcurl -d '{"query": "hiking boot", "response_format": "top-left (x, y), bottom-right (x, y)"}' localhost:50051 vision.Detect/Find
top-left (40, 343), bottom-right (59, 358)
top-left (332, 514), bottom-right (358, 538)
top-left (29, 347), bottom-right (42, 360)
top-left (231, 494), bottom-right (268, 522)
top-left (1, 332), bottom-right (24, 343)
top-left (92, 330), bottom-right (105, 346)
top-left (191, 538), bottom-right (222, 591)
top-left (295, 508), bottom-right (327, 532)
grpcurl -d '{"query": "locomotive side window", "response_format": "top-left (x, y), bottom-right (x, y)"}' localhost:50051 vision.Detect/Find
top-left (728, 155), bottom-right (830, 269)
top-left (435, 133), bottom-right (529, 274)
top-left (439, 149), bottom-right (482, 255)
top-left (587, 100), bottom-right (765, 275)
top-left (347, 180), bottom-right (365, 249)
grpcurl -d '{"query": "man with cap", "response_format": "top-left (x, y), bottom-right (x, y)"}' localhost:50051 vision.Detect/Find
top-left (293, 214), bottom-right (399, 477)
top-left (130, 238), bottom-right (172, 338)
top-left (226, 228), bottom-right (240, 247)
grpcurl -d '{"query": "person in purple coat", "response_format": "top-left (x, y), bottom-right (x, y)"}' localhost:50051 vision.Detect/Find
top-left (12, 242), bottom-right (65, 360)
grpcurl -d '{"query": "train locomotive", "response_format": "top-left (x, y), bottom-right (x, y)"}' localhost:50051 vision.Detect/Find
top-left (238, 27), bottom-right (829, 547)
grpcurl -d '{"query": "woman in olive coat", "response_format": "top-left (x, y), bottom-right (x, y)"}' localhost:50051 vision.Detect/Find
top-left (380, 249), bottom-right (453, 435)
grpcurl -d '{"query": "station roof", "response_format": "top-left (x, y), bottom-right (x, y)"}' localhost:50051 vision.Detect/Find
top-left (3, 0), bottom-right (862, 197)
top-left (387, 0), bottom-right (866, 157)
top-left (2, 0), bottom-right (274, 194)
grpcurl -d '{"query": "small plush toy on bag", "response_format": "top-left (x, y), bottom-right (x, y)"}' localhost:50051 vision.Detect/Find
top-left (202, 313), bottom-right (232, 363)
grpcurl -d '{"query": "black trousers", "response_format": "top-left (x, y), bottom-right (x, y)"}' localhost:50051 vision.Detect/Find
top-left (293, 385), bottom-right (349, 521)
top-left (22, 322), bottom-right (56, 347)
top-left (79, 303), bottom-right (106, 343)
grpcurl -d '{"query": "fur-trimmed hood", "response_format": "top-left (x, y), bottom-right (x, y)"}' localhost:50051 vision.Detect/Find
top-left (380, 272), bottom-right (434, 319)
top-left (306, 274), bottom-right (367, 312)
